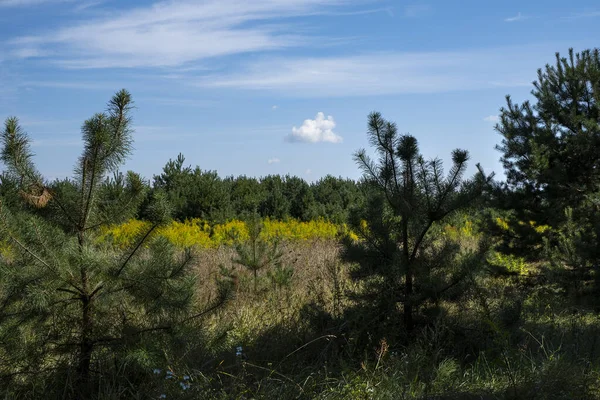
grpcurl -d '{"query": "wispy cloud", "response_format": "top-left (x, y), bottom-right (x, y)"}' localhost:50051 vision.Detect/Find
top-left (287, 112), bottom-right (342, 143)
top-left (505, 12), bottom-right (528, 22)
top-left (197, 45), bottom-right (553, 96)
top-left (138, 97), bottom-right (218, 108)
top-left (267, 158), bottom-right (280, 164)
top-left (21, 80), bottom-right (119, 90)
top-left (9, 0), bottom-right (361, 68)
top-left (483, 115), bottom-right (499, 123)
top-left (73, 0), bottom-right (106, 11)
top-left (0, 0), bottom-right (72, 7)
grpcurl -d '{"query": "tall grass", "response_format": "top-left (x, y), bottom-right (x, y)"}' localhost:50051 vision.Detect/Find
top-left (4, 220), bottom-right (600, 399)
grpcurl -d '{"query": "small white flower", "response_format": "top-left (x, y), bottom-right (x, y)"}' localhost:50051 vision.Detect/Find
top-left (153, 368), bottom-right (161, 375)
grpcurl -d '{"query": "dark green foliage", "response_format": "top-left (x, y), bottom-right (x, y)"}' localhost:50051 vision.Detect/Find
top-left (259, 174), bottom-right (290, 219)
top-left (343, 112), bottom-right (493, 337)
top-left (232, 213), bottom-right (284, 292)
top-left (283, 175), bottom-right (317, 221)
top-left (227, 175), bottom-right (266, 217)
top-left (0, 91), bottom-right (205, 398)
top-left (495, 48), bottom-right (600, 266)
top-left (311, 175), bottom-right (364, 224)
top-left (151, 157), bottom-right (363, 223)
top-left (153, 153), bottom-right (231, 222)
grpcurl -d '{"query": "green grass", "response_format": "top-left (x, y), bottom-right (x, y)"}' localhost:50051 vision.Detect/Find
top-left (3, 239), bottom-right (600, 399)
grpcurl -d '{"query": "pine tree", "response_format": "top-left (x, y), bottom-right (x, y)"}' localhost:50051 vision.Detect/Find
top-left (0, 90), bottom-right (218, 397)
top-left (343, 112), bottom-right (492, 334)
top-left (232, 213), bottom-right (283, 293)
top-left (495, 48), bottom-right (600, 267)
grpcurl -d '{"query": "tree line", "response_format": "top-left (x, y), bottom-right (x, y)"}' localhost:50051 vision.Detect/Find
top-left (150, 155), bottom-right (365, 223)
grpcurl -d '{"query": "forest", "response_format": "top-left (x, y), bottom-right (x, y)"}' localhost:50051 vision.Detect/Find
top-left (0, 48), bottom-right (599, 399)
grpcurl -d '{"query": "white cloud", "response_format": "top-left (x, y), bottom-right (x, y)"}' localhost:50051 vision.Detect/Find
top-left (287, 112), bottom-right (342, 143)
top-left (272, 105), bottom-right (279, 110)
top-left (21, 80), bottom-right (118, 90)
top-left (0, 0), bottom-right (72, 7)
top-left (484, 115), bottom-right (499, 123)
top-left (267, 157), bottom-right (280, 164)
top-left (505, 12), bottom-right (527, 22)
top-left (305, 169), bottom-right (312, 175)
top-left (199, 45), bottom-right (558, 96)
top-left (9, 0), bottom-right (356, 68)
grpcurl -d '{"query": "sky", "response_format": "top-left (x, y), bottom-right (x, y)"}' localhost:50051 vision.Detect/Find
top-left (0, 0), bottom-right (599, 183)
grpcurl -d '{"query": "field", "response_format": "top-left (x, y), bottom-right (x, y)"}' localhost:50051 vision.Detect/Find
top-left (23, 219), bottom-right (594, 399)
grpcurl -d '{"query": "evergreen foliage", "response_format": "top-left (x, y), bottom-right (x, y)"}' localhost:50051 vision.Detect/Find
top-left (343, 112), bottom-right (493, 334)
top-left (0, 91), bottom-right (218, 398)
top-left (495, 48), bottom-right (600, 269)
top-left (232, 213), bottom-right (284, 292)
top-left (153, 153), bottom-right (231, 222)
top-left (150, 154), bottom-right (363, 223)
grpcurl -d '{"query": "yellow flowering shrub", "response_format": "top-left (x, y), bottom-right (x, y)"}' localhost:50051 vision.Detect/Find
top-left (100, 219), bottom-right (152, 248)
top-left (100, 218), bottom-right (348, 249)
top-left (496, 217), bottom-right (510, 231)
top-left (261, 218), bottom-right (339, 242)
top-left (488, 251), bottom-right (530, 275)
top-left (443, 217), bottom-right (477, 241)
top-left (529, 220), bottom-right (551, 234)
top-left (496, 217), bottom-right (550, 234)
top-left (157, 219), bottom-right (213, 248)
top-left (212, 220), bottom-right (249, 245)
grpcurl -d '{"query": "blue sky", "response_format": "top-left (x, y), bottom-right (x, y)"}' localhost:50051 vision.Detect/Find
top-left (1, 0), bottom-right (599, 182)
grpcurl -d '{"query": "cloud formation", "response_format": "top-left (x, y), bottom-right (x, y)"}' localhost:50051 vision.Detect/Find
top-left (505, 12), bottom-right (527, 22)
top-left (287, 112), bottom-right (342, 143)
top-left (0, 0), bottom-right (71, 7)
top-left (199, 45), bottom-right (555, 96)
top-left (9, 0), bottom-right (353, 68)
top-left (484, 115), bottom-right (499, 122)
top-left (267, 158), bottom-right (280, 164)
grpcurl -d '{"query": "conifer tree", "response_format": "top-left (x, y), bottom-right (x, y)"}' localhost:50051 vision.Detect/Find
top-left (495, 48), bottom-right (600, 267)
top-left (0, 91), bottom-right (215, 397)
top-left (343, 112), bottom-right (492, 333)
top-left (233, 213), bottom-right (283, 292)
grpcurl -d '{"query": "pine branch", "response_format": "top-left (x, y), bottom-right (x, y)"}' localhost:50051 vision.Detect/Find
top-left (115, 223), bottom-right (158, 277)
top-left (46, 188), bottom-right (79, 229)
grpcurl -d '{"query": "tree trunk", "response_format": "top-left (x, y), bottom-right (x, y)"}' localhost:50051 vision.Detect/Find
top-left (404, 268), bottom-right (414, 332)
top-left (77, 264), bottom-right (94, 398)
top-left (402, 211), bottom-right (414, 332)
